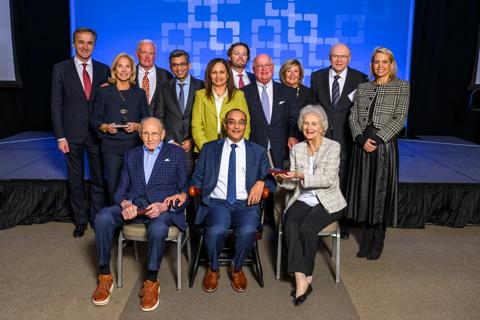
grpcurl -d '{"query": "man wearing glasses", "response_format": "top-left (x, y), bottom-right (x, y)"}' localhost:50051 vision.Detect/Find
top-left (91, 117), bottom-right (187, 312)
top-left (309, 43), bottom-right (368, 239)
top-left (155, 49), bottom-right (204, 177)
top-left (190, 109), bottom-right (275, 293)
top-left (227, 42), bottom-right (256, 89)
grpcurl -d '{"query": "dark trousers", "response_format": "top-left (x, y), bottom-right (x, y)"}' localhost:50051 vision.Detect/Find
top-left (284, 201), bottom-right (342, 276)
top-left (102, 152), bottom-right (124, 204)
top-left (65, 135), bottom-right (104, 225)
top-left (95, 205), bottom-right (173, 271)
top-left (203, 199), bottom-right (260, 272)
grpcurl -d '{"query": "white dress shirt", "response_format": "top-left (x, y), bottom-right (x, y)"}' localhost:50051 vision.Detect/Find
top-left (232, 68), bottom-right (251, 88)
top-left (210, 138), bottom-right (248, 201)
top-left (329, 67), bottom-right (348, 101)
top-left (74, 56), bottom-right (92, 90)
top-left (138, 65), bottom-right (157, 103)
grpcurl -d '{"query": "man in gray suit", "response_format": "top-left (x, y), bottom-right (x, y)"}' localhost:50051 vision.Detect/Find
top-left (136, 39), bottom-right (173, 116)
top-left (155, 49), bottom-right (204, 177)
top-left (310, 43), bottom-right (368, 239)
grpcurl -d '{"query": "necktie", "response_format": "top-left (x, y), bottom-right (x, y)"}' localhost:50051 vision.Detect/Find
top-left (82, 63), bottom-right (92, 100)
top-left (261, 85), bottom-right (270, 123)
top-left (178, 82), bottom-right (185, 113)
top-left (226, 144), bottom-right (238, 205)
top-left (238, 74), bottom-right (245, 89)
top-left (142, 71), bottom-right (150, 104)
top-left (331, 75), bottom-right (340, 108)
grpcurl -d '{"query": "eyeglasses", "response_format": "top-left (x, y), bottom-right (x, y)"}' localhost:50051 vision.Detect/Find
top-left (226, 120), bottom-right (247, 127)
top-left (255, 63), bottom-right (273, 69)
top-left (330, 55), bottom-right (349, 60)
top-left (141, 132), bottom-right (160, 138)
top-left (171, 62), bottom-right (188, 68)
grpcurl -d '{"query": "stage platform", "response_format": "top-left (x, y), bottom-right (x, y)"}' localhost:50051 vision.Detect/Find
top-left (1, 132), bottom-right (479, 229)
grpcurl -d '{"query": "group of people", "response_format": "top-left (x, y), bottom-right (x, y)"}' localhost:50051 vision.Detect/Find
top-left (51, 27), bottom-right (410, 311)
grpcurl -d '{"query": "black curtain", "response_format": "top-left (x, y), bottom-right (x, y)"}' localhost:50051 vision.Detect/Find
top-left (408, 0), bottom-right (480, 143)
top-left (0, 0), bottom-right (70, 139)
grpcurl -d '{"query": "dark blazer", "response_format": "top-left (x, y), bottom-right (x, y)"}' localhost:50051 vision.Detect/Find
top-left (91, 85), bottom-right (149, 151)
top-left (242, 81), bottom-right (300, 168)
top-left (295, 84), bottom-right (310, 109)
top-left (136, 65), bottom-right (173, 116)
top-left (115, 143), bottom-right (187, 230)
top-left (51, 58), bottom-right (110, 143)
top-left (246, 71), bottom-right (256, 84)
top-left (309, 67), bottom-right (368, 161)
top-left (190, 138), bottom-right (276, 225)
top-left (155, 75), bottom-right (204, 143)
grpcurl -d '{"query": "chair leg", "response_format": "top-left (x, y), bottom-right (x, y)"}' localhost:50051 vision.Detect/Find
top-left (332, 234), bottom-right (337, 260)
top-left (335, 230), bottom-right (341, 283)
top-left (117, 232), bottom-right (123, 288)
top-left (253, 240), bottom-right (264, 287)
top-left (177, 232), bottom-right (182, 290)
top-left (133, 241), bottom-right (139, 262)
top-left (189, 233), bottom-right (204, 287)
top-left (275, 231), bottom-right (283, 280)
top-left (186, 227), bottom-right (192, 262)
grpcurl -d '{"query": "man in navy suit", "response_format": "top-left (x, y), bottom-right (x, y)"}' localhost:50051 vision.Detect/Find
top-left (310, 43), bottom-right (368, 239)
top-left (92, 117), bottom-right (187, 312)
top-left (135, 39), bottom-right (173, 116)
top-left (155, 49), bottom-right (204, 177)
top-left (227, 42), bottom-right (256, 89)
top-left (51, 27), bottom-right (110, 237)
top-left (190, 109), bottom-right (275, 293)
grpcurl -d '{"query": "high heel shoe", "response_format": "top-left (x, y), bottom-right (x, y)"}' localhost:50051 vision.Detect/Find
top-left (293, 285), bottom-right (313, 306)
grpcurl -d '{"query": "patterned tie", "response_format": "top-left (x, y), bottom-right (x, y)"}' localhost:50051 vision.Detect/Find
top-left (331, 75), bottom-right (340, 108)
top-left (238, 74), bottom-right (245, 89)
top-left (178, 82), bottom-right (185, 113)
top-left (142, 71), bottom-right (150, 104)
top-left (261, 85), bottom-right (270, 123)
top-left (226, 144), bottom-right (238, 205)
top-left (82, 63), bottom-right (92, 100)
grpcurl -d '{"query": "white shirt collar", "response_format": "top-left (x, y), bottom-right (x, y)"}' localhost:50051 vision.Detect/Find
top-left (225, 137), bottom-right (245, 149)
top-left (256, 80), bottom-right (272, 88)
top-left (329, 67), bottom-right (348, 79)
top-left (74, 56), bottom-right (92, 67)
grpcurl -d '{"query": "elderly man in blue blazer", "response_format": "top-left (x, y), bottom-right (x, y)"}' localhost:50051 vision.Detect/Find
top-left (91, 117), bottom-right (187, 312)
top-left (190, 109), bottom-right (275, 293)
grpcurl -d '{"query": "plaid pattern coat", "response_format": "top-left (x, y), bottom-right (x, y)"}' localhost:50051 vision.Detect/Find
top-left (349, 78), bottom-right (410, 143)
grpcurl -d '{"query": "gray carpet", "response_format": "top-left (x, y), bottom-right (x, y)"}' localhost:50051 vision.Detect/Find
top-left (0, 222), bottom-right (479, 320)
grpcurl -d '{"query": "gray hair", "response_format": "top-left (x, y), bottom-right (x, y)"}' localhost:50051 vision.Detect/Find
top-left (298, 105), bottom-right (329, 133)
top-left (136, 39), bottom-right (157, 52)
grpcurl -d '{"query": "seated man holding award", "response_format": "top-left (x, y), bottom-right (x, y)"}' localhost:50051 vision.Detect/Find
top-left (91, 117), bottom-right (187, 312)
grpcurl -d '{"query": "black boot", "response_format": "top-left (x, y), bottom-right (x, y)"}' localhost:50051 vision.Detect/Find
top-left (367, 224), bottom-right (386, 260)
top-left (356, 223), bottom-right (373, 258)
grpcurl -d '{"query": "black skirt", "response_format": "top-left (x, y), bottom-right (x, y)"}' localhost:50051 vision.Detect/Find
top-left (346, 128), bottom-right (399, 226)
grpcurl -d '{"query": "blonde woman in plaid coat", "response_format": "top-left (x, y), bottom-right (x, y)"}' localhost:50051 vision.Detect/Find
top-left (347, 47), bottom-right (410, 260)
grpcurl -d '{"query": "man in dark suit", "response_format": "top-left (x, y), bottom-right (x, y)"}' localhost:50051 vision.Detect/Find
top-left (91, 117), bottom-right (187, 312)
top-left (310, 43), bottom-right (368, 239)
top-left (227, 42), bottom-right (256, 89)
top-left (190, 109), bottom-right (275, 293)
top-left (51, 27), bottom-right (110, 238)
top-left (155, 49), bottom-right (204, 177)
top-left (135, 39), bottom-right (173, 116)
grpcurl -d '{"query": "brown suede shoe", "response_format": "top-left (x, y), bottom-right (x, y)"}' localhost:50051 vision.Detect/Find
top-left (139, 280), bottom-right (160, 312)
top-left (229, 265), bottom-right (247, 292)
top-left (92, 274), bottom-right (113, 306)
top-left (202, 267), bottom-right (220, 293)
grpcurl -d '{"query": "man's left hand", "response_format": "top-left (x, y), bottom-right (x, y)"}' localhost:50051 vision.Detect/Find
top-left (288, 137), bottom-right (299, 150)
top-left (164, 192), bottom-right (187, 208)
top-left (181, 139), bottom-right (192, 152)
top-left (145, 202), bottom-right (169, 219)
top-left (247, 180), bottom-right (265, 206)
top-left (124, 122), bottom-right (140, 133)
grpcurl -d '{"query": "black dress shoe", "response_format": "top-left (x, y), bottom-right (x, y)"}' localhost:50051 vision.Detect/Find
top-left (293, 285), bottom-right (313, 306)
top-left (73, 224), bottom-right (87, 238)
top-left (340, 230), bottom-right (350, 240)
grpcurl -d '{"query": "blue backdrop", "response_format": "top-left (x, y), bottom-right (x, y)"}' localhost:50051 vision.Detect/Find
top-left (70, 0), bottom-right (414, 84)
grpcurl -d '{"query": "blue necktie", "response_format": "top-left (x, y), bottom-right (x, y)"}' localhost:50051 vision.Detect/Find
top-left (226, 144), bottom-right (238, 205)
top-left (261, 85), bottom-right (270, 123)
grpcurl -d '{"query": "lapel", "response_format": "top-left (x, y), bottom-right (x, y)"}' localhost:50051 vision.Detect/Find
top-left (340, 68), bottom-right (355, 102)
top-left (321, 69), bottom-right (331, 106)
top-left (185, 77), bottom-right (197, 115)
top-left (244, 141), bottom-right (255, 187)
top-left (146, 143), bottom-right (169, 187)
top-left (69, 59), bottom-right (88, 101)
top-left (250, 84), bottom-right (268, 124)
top-left (169, 80), bottom-right (183, 116)
top-left (213, 139), bottom-right (224, 184)
top-left (271, 82), bottom-right (282, 124)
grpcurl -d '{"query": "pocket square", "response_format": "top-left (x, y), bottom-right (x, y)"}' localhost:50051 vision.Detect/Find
top-left (164, 158), bottom-right (170, 162)
top-left (279, 100), bottom-right (285, 105)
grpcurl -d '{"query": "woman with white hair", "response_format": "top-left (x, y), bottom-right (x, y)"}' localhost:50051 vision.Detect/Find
top-left (274, 104), bottom-right (346, 306)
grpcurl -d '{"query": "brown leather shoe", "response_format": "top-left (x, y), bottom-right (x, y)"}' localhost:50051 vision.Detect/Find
top-left (139, 280), bottom-right (160, 312)
top-left (229, 265), bottom-right (247, 292)
top-left (92, 274), bottom-right (113, 306)
top-left (202, 267), bottom-right (220, 293)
